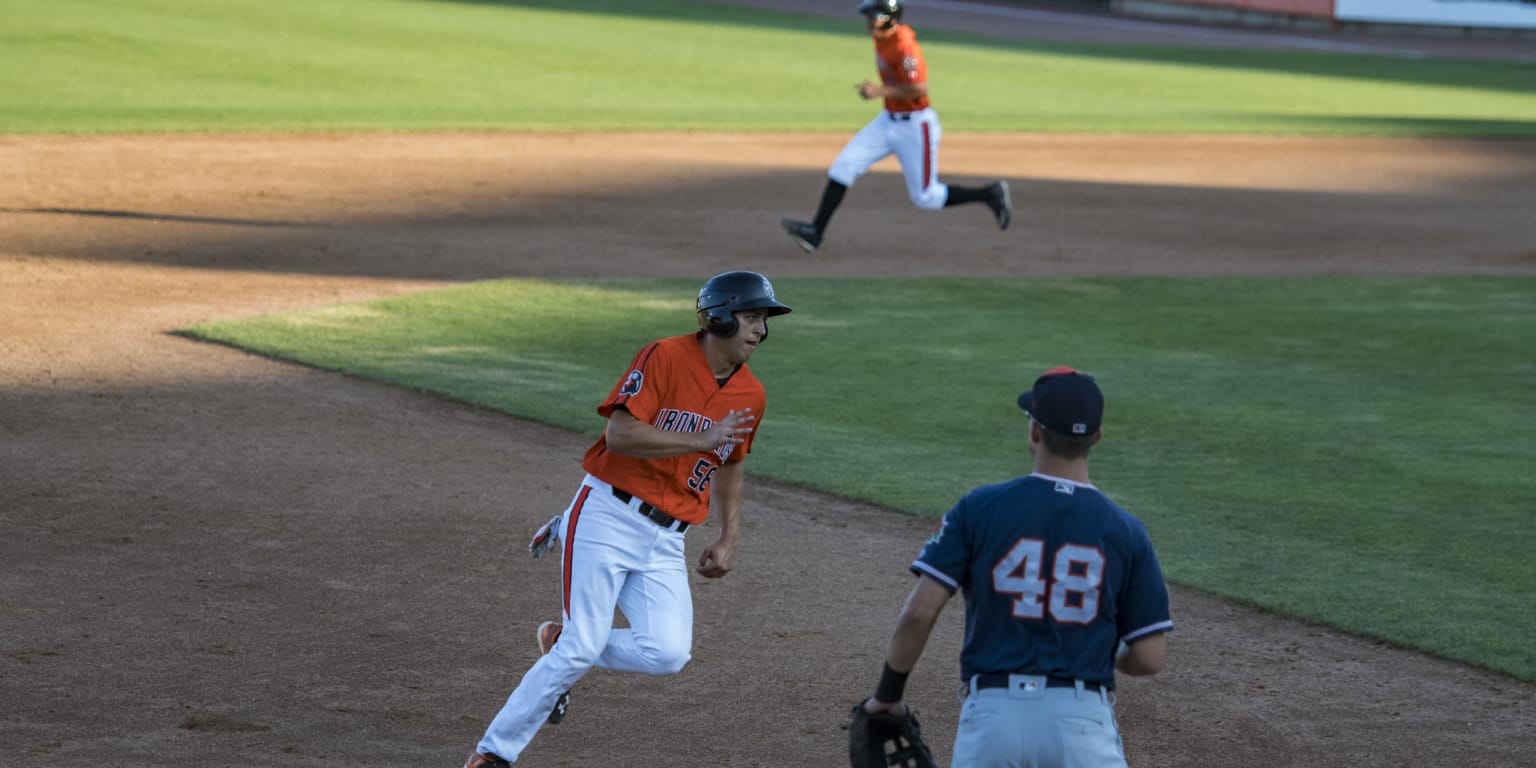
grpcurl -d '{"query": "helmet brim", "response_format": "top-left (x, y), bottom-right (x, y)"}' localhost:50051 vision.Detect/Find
top-left (737, 300), bottom-right (792, 317)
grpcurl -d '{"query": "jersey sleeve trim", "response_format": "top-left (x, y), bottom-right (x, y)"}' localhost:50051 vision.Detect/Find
top-left (1122, 620), bottom-right (1174, 644)
top-left (909, 561), bottom-right (958, 593)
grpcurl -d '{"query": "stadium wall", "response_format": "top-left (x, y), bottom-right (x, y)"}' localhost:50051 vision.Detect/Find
top-left (1111, 0), bottom-right (1536, 31)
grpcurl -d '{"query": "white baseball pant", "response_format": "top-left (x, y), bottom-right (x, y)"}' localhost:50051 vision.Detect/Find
top-left (476, 474), bottom-right (693, 762)
top-left (828, 107), bottom-right (949, 210)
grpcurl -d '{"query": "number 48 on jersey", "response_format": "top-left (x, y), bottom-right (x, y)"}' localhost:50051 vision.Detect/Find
top-left (993, 541), bottom-right (1105, 624)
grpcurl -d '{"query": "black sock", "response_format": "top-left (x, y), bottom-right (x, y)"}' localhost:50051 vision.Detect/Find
top-left (812, 180), bottom-right (847, 233)
top-left (944, 185), bottom-right (989, 207)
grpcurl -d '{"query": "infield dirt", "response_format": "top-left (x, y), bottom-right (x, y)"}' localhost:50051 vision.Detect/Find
top-left (13, 2), bottom-right (1536, 763)
top-left (4, 130), bottom-right (1535, 767)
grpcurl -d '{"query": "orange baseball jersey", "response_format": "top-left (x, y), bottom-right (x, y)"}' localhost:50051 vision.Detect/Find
top-left (875, 25), bottom-right (929, 113)
top-left (581, 332), bottom-right (767, 525)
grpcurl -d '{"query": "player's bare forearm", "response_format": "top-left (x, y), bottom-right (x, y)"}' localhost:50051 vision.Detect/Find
top-left (696, 461), bottom-right (744, 578)
top-left (858, 80), bottom-right (928, 101)
top-left (710, 460), bottom-right (744, 544)
top-left (604, 408), bottom-right (753, 458)
top-left (604, 411), bottom-right (694, 457)
top-left (1115, 632), bottom-right (1168, 676)
top-left (885, 576), bottom-right (950, 673)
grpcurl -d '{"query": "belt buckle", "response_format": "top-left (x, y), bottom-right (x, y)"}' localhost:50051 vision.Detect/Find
top-left (998, 674), bottom-right (1047, 700)
top-left (1009, 674), bottom-right (1045, 695)
top-left (638, 501), bottom-right (683, 532)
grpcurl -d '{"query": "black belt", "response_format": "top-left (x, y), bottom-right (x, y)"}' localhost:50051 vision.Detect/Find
top-left (611, 487), bottom-right (689, 533)
top-left (888, 111), bottom-right (913, 121)
top-left (973, 674), bottom-right (1103, 694)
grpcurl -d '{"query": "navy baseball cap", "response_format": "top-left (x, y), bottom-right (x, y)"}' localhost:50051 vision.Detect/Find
top-left (1017, 366), bottom-right (1103, 436)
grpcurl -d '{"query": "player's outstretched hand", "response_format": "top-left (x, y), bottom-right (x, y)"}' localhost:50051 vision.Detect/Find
top-left (698, 408), bottom-right (754, 453)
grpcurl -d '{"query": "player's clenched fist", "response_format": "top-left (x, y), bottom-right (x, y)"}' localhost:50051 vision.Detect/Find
top-left (696, 538), bottom-right (736, 579)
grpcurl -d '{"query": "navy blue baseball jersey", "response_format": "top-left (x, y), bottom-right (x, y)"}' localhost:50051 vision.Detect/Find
top-left (912, 473), bottom-right (1173, 689)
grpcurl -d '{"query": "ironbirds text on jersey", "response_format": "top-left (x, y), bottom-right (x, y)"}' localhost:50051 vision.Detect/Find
top-left (582, 332), bottom-right (768, 526)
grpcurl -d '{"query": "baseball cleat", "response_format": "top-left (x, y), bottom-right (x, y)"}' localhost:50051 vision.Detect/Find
top-left (988, 180), bottom-right (1012, 231)
top-left (780, 218), bottom-right (822, 254)
top-left (536, 622), bottom-right (572, 725)
top-left (464, 751), bottom-right (510, 768)
top-left (547, 690), bottom-right (571, 725)
top-left (537, 621), bottom-right (562, 654)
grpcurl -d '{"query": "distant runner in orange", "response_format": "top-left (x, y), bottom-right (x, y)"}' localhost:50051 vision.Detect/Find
top-left (782, 0), bottom-right (1011, 254)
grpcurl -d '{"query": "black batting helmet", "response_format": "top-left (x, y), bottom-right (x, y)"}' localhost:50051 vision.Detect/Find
top-left (697, 271), bottom-right (792, 338)
top-left (857, 0), bottom-right (903, 27)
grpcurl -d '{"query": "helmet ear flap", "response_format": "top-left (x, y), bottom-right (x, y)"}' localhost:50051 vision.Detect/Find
top-left (701, 309), bottom-right (738, 338)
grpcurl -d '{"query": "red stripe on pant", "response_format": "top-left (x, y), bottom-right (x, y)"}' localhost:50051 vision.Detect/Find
top-left (922, 121), bottom-right (932, 190)
top-left (561, 485), bottom-right (591, 618)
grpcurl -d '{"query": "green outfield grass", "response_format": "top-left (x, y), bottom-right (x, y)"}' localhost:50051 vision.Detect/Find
top-left (3, 0), bottom-right (1533, 136)
top-left (182, 277), bottom-right (1536, 681)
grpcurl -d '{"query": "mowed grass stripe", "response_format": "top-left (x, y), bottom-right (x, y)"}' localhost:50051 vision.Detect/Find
top-left (181, 276), bottom-right (1536, 680)
top-left (1, 0), bottom-right (1532, 135)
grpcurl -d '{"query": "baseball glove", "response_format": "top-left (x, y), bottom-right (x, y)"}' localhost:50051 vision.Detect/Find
top-left (847, 702), bottom-right (938, 768)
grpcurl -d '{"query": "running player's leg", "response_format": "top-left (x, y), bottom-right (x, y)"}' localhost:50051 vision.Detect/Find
top-left (943, 176), bottom-right (1011, 229)
top-left (475, 483), bottom-right (633, 761)
top-left (908, 108), bottom-right (1009, 227)
top-left (892, 109), bottom-right (947, 210)
top-left (596, 526), bottom-right (692, 675)
top-left (784, 114), bottom-right (894, 251)
top-left (893, 109), bottom-right (1009, 226)
top-left (812, 114), bottom-right (895, 231)
top-left (829, 113), bottom-right (894, 191)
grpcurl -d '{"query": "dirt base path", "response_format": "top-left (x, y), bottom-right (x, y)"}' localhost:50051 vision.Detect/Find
top-left (3, 133), bottom-right (1534, 768)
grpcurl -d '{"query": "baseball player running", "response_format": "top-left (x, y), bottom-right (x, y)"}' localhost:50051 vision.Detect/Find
top-left (462, 271), bottom-right (791, 767)
top-left (781, 0), bottom-right (1011, 254)
top-left (859, 367), bottom-right (1173, 767)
